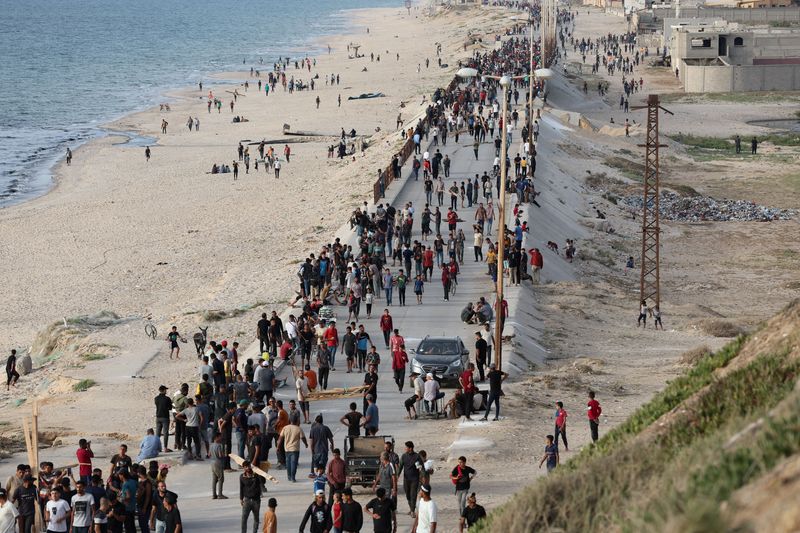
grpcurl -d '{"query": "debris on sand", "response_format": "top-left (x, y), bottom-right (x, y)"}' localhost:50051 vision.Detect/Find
top-left (622, 191), bottom-right (795, 222)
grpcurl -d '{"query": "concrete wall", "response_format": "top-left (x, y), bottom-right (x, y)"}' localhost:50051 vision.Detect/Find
top-left (683, 62), bottom-right (800, 90)
top-left (645, 6), bottom-right (800, 27)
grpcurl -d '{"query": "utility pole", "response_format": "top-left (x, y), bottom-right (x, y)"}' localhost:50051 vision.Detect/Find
top-left (494, 76), bottom-right (511, 372)
top-left (527, 15), bottom-right (535, 149)
top-left (637, 94), bottom-right (672, 310)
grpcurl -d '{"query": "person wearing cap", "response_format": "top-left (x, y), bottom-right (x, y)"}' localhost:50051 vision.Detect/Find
top-left (0, 487), bottom-right (19, 533)
top-left (262, 497), bottom-right (277, 533)
top-left (481, 364), bottom-right (508, 422)
top-left (423, 374), bottom-right (444, 414)
top-left (411, 484), bottom-right (437, 533)
top-left (339, 488), bottom-right (363, 533)
top-left (300, 490), bottom-right (331, 533)
top-left (12, 472), bottom-right (36, 532)
top-left (154, 385), bottom-right (173, 452)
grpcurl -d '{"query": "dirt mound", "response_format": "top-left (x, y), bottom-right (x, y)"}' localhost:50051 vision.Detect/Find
top-left (30, 311), bottom-right (122, 363)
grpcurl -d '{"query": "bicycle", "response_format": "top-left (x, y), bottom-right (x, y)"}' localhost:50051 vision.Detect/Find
top-left (144, 315), bottom-right (158, 340)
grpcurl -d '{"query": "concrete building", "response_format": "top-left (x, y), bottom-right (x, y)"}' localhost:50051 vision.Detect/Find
top-left (669, 21), bottom-right (800, 90)
top-left (736, 0), bottom-right (791, 7)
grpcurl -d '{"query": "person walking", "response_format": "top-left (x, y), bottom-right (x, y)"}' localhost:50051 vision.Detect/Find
top-left (411, 484), bottom-right (437, 533)
top-left (398, 441), bottom-right (422, 518)
top-left (481, 362), bottom-right (507, 422)
top-left (459, 493), bottom-right (486, 532)
top-left (299, 491), bottom-right (331, 533)
top-left (262, 498), bottom-right (278, 533)
top-left (587, 391), bottom-right (602, 443)
top-left (539, 435), bottom-right (560, 473)
top-left (6, 350), bottom-right (19, 391)
top-left (391, 344), bottom-right (408, 393)
top-left (277, 419), bottom-right (308, 482)
top-left (449, 456), bottom-right (476, 516)
top-left (554, 401), bottom-right (569, 451)
top-left (239, 461), bottom-right (261, 533)
top-left (365, 487), bottom-right (396, 533)
top-left (379, 310), bottom-right (393, 349)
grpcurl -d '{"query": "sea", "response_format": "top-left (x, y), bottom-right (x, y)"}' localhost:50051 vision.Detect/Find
top-left (0, 0), bottom-right (398, 207)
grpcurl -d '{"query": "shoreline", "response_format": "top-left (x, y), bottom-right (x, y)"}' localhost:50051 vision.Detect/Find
top-left (0, 5), bottom-right (394, 211)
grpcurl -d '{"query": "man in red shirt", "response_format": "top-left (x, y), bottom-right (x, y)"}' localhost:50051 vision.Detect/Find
top-left (458, 363), bottom-right (478, 420)
top-left (76, 438), bottom-right (94, 485)
top-left (391, 338), bottom-right (408, 393)
top-left (379, 309), bottom-right (393, 349)
top-left (587, 391), bottom-right (602, 442)
top-left (529, 248), bottom-right (543, 284)
top-left (326, 448), bottom-right (347, 503)
top-left (447, 207), bottom-right (459, 233)
top-left (323, 321), bottom-right (339, 370)
top-left (441, 264), bottom-right (451, 301)
top-left (422, 247), bottom-right (434, 281)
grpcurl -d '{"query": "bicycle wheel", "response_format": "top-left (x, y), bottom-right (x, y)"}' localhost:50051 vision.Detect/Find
top-left (145, 323), bottom-right (157, 340)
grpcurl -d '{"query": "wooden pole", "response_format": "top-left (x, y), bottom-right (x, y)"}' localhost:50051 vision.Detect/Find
top-left (32, 401), bottom-right (43, 533)
top-left (495, 79), bottom-right (510, 372)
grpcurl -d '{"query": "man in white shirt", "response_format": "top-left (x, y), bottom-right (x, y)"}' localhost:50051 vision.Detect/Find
top-left (45, 488), bottom-right (71, 533)
top-left (0, 489), bottom-right (19, 533)
top-left (70, 480), bottom-right (95, 533)
top-left (411, 483), bottom-right (437, 533)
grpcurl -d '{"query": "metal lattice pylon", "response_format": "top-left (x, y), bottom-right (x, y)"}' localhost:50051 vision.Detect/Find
top-left (638, 94), bottom-right (671, 308)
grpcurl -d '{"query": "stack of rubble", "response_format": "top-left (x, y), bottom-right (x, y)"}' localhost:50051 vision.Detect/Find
top-left (622, 191), bottom-right (795, 222)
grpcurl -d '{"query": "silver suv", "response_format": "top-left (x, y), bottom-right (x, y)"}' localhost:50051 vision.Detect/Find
top-left (409, 336), bottom-right (470, 383)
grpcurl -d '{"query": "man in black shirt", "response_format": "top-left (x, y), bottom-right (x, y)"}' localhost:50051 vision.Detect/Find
top-left (163, 494), bottom-right (182, 533)
top-left (299, 490), bottom-right (331, 533)
top-left (340, 488), bottom-right (363, 532)
top-left (459, 493), bottom-right (487, 531)
top-left (474, 332), bottom-right (488, 382)
top-left (397, 441), bottom-right (421, 517)
top-left (362, 366), bottom-right (379, 415)
top-left (12, 474), bottom-right (37, 531)
top-left (481, 364), bottom-right (508, 421)
top-left (239, 462), bottom-right (262, 533)
top-left (339, 403), bottom-right (363, 449)
top-left (149, 481), bottom-right (177, 532)
top-left (366, 487), bottom-right (396, 533)
top-left (154, 385), bottom-right (173, 451)
top-left (257, 313), bottom-right (270, 355)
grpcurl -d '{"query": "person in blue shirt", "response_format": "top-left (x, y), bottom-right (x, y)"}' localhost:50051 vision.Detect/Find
top-left (538, 435), bottom-right (559, 473)
top-left (136, 429), bottom-right (162, 463)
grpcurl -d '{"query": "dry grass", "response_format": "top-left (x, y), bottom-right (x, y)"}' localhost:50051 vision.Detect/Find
top-left (693, 319), bottom-right (744, 338)
top-left (680, 345), bottom-right (713, 366)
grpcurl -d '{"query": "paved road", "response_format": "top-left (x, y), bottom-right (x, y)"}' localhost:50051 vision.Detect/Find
top-left (156, 76), bottom-right (583, 532)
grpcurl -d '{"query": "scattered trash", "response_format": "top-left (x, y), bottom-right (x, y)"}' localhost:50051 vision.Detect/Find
top-left (622, 192), bottom-right (795, 222)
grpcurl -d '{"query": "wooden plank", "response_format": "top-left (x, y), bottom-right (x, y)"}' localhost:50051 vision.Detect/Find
top-left (228, 453), bottom-right (278, 483)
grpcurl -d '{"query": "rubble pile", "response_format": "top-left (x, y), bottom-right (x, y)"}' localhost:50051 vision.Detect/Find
top-left (622, 191), bottom-right (795, 222)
